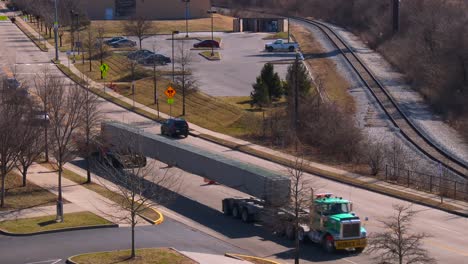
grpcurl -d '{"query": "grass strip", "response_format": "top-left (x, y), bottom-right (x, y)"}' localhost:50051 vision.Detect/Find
top-left (14, 19), bottom-right (48, 51)
top-left (69, 248), bottom-right (196, 264)
top-left (199, 51), bottom-right (221, 61)
top-left (40, 163), bottom-right (162, 223)
top-left (263, 32), bottom-right (289, 40)
top-left (0, 16), bottom-right (9, 21)
top-left (0, 212), bottom-right (111, 234)
top-left (56, 63), bottom-right (165, 124)
top-left (197, 133), bottom-right (464, 214)
top-left (0, 172), bottom-right (59, 211)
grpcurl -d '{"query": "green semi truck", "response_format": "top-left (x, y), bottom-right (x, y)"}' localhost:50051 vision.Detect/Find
top-left (222, 192), bottom-right (367, 253)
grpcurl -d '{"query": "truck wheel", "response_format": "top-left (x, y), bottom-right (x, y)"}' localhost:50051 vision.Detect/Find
top-left (285, 224), bottom-right (295, 240)
top-left (322, 235), bottom-right (335, 253)
top-left (354, 247), bottom-right (365, 254)
top-left (289, 46), bottom-right (295, 52)
top-left (297, 227), bottom-right (306, 242)
top-left (241, 209), bottom-right (252, 223)
top-left (232, 206), bottom-right (241, 219)
top-left (222, 200), bottom-right (231, 216)
top-left (267, 47), bottom-right (273, 52)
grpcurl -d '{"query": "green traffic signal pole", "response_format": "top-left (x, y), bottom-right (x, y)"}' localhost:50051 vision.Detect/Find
top-left (53, 0), bottom-right (59, 61)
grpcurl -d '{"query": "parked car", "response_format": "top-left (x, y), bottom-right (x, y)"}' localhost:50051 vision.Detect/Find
top-left (193, 40), bottom-right (220, 48)
top-left (127, 49), bottom-right (154, 60)
top-left (161, 118), bottom-right (189, 138)
top-left (29, 110), bottom-right (50, 126)
top-left (104, 36), bottom-right (126, 45)
top-left (111, 39), bottom-right (136, 48)
top-left (138, 54), bottom-right (171, 65)
top-left (265, 39), bottom-right (299, 52)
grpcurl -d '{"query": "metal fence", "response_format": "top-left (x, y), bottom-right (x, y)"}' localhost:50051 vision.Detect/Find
top-left (384, 165), bottom-right (468, 201)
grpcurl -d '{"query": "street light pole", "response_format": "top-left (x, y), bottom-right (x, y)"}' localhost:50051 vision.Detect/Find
top-left (53, 0), bottom-right (59, 61)
top-left (207, 10), bottom-right (217, 56)
top-left (392, 0), bottom-right (400, 34)
top-left (172, 30), bottom-right (179, 83)
top-left (182, 0), bottom-right (190, 38)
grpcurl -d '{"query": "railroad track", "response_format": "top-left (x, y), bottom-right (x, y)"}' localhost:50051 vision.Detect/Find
top-left (292, 17), bottom-right (467, 178)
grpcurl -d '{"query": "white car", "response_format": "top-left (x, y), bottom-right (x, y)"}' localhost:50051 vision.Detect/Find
top-left (265, 39), bottom-right (299, 52)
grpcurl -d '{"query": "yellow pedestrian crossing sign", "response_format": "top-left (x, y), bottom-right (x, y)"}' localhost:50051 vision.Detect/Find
top-left (100, 63), bottom-right (109, 78)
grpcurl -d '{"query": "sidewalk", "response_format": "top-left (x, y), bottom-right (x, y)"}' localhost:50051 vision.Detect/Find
top-left (14, 16), bottom-right (468, 216)
top-left (25, 163), bottom-right (146, 226)
top-left (181, 251), bottom-right (252, 264)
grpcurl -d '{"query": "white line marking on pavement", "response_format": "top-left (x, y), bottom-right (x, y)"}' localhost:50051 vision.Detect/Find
top-left (24, 259), bottom-right (61, 264)
top-left (342, 258), bottom-right (358, 264)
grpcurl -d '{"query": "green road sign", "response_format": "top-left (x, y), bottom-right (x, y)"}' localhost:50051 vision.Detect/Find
top-left (167, 98), bottom-right (174, 105)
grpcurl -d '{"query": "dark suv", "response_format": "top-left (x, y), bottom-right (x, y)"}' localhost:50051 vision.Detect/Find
top-left (161, 118), bottom-right (189, 138)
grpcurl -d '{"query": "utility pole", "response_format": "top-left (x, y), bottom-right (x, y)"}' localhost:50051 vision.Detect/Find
top-left (172, 30), bottom-right (179, 83)
top-left (294, 53), bottom-right (299, 151)
top-left (207, 10), bottom-right (217, 56)
top-left (392, 0), bottom-right (400, 34)
top-left (182, 0), bottom-right (190, 38)
top-left (53, 0), bottom-right (59, 61)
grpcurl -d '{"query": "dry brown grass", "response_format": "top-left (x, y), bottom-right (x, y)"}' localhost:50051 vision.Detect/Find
top-left (70, 248), bottom-right (195, 264)
top-left (291, 24), bottom-right (356, 113)
top-left (0, 173), bottom-right (57, 211)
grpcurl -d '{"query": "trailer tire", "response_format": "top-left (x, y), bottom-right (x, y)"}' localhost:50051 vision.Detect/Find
top-left (323, 235), bottom-right (335, 253)
top-left (232, 206), bottom-right (241, 219)
top-left (222, 200), bottom-right (231, 216)
top-left (285, 224), bottom-right (295, 240)
top-left (241, 209), bottom-right (253, 223)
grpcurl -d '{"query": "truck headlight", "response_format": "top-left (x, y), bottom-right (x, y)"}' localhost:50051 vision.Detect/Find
top-left (361, 231), bottom-right (367, 238)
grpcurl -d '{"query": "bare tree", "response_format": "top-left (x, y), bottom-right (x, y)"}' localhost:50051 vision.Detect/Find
top-left (95, 26), bottom-right (108, 79)
top-left (47, 81), bottom-right (86, 222)
top-left (80, 88), bottom-right (101, 183)
top-left (367, 204), bottom-right (436, 264)
top-left (149, 40), bottom-right (160, 115)
top-left (93, 135), bottom-right (180, 259)
top-left (16, 112), bottom-right (44, 187)
top-left (287, 156), bottom-right (312, 264)
top-left (361, 136), bottom-right (386, 175)
top-left (175, 40), bottom-right (197, 116)
top-left (0, 77), bottom-right (26, 207)
top-left (123, 16), bottom-right (152, 50)
top-left (34, 66), bottom-right (53, 162)
top-left (83, 25), bottom-right (96, 71)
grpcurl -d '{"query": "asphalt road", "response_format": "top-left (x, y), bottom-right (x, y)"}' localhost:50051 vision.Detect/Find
top-left (0, 218), bottom-right (246, 264)
top-left (0, 9), bottom-right (467, 264)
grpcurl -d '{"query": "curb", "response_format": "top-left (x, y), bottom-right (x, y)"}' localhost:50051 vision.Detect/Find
top-left (225, 253), bottom-right (282, 264)
top-left (0, 223), bottom-right (118, 237)
top-left (169, 247), bottom-right (200, 264)
top-left (138, 207), bottom-right (165, 225)
top-left (54, 59), bottom-right (468, 218)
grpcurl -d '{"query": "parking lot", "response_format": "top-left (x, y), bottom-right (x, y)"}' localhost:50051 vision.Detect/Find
top-left (131, 32), bottom-right (296, 96)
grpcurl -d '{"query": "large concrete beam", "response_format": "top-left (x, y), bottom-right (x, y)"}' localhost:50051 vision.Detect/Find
top-left (101, 121), bottom-right (290, 206)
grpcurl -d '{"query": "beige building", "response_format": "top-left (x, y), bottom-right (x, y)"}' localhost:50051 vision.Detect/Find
top-left (78, 0), bottom-right (211, 20)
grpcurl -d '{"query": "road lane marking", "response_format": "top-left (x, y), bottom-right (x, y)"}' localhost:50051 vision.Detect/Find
top-left (426, 240), bottom-right (468, 256)
top-left (25, 259), bottom-right (61, 264)
top-left (342, 258), bottom-right (359, 264)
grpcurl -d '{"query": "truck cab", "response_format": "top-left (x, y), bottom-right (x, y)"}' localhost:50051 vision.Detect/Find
top-left (308, 193), bottom-right (367, 253)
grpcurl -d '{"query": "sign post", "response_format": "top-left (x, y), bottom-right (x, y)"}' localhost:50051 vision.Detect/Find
top-left (132, 81), bottom-right (136, 108)
top-left (165, 86), bottom-right (176, 118)
top-left (100, 63), bottom-right (109, 90)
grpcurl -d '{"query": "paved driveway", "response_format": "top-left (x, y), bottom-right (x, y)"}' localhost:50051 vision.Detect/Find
top-left (135, 32), bottom-right (295, 96)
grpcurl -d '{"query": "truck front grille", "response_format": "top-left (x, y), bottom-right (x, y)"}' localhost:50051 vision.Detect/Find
top-left (342, 223), bottom-right (360, 238)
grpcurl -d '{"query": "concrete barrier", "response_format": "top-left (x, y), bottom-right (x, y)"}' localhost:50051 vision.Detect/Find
top-left (101, 121), bottom-right (290, 206)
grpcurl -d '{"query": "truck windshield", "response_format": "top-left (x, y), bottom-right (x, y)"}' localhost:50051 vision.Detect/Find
top-left (322, 203), bottom-right (350, 215)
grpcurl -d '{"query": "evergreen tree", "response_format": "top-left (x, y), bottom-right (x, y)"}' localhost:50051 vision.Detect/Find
top-left (261, 63), bottom-right (283, 100)
top-left (286, 59), bottom-right (312, 97)
top-left (251, 77), bottom-right (270, 108)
